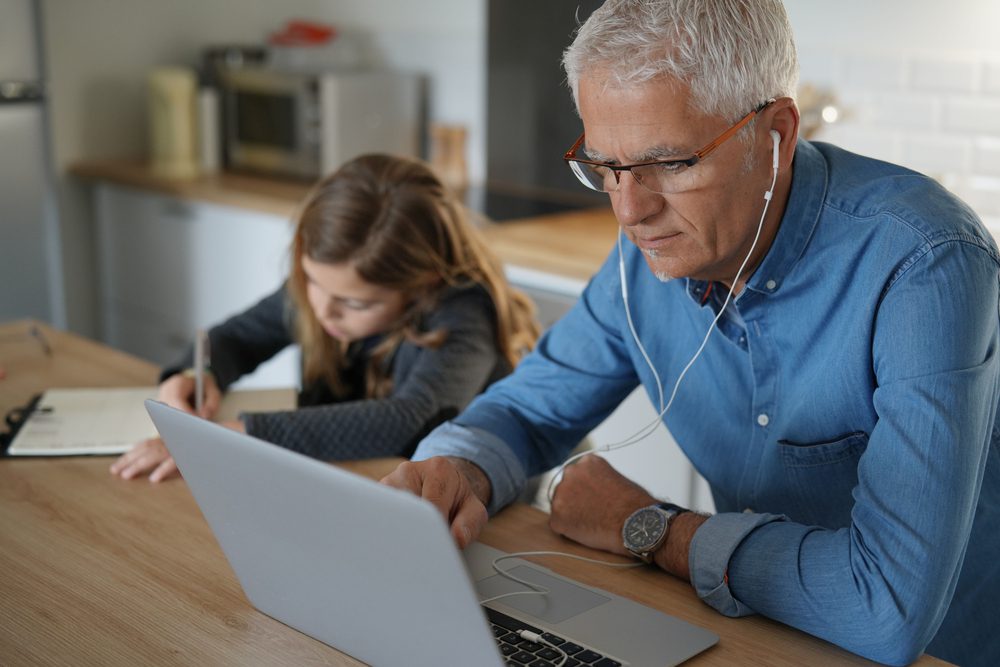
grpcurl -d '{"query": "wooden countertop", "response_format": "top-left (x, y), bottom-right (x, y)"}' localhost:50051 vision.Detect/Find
top-left (70, 160), bottom-right (619, 283)
top-left (70, 159), bottom-right (313, 219)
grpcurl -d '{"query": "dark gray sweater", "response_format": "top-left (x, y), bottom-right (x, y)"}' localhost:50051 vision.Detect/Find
top-left (163, 284), bottom-right (511, 460)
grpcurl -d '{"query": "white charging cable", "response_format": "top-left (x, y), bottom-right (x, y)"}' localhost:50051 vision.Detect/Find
top-left (481, 551), bottom-right (643, 666)
top-left (517, 629), bottom-right (569, 666)
top-left (480, 550), bottom-right (644, 606)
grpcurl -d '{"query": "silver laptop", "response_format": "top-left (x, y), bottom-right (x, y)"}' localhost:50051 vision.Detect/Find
top-left (146, 400), bottom-right (718, 667)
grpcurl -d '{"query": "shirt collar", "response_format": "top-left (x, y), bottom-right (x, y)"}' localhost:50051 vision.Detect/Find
top-left (685, 139), bottom-right (827, 304)
top-left (742, 139), bottom-right (827, 295)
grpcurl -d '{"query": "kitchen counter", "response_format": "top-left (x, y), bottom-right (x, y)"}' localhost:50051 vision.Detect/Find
top-left (70, 160), bottom-right (313, 219)
top-left (70, 160), bottom-right (618, 283)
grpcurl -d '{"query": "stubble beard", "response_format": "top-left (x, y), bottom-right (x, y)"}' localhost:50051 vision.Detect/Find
top-left (642, 247), bottom-right (676, 283)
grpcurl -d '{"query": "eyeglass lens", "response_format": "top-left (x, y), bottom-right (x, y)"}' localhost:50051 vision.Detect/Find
top-left (569, 159), bottom-right (695, 195)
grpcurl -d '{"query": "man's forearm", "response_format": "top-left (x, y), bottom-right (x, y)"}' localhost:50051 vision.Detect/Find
top-left (652, 511), bottom-right (709, 581)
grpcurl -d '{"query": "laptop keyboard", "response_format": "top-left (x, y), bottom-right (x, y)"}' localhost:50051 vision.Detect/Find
top-left (486, 607), bottom-right (624, 667)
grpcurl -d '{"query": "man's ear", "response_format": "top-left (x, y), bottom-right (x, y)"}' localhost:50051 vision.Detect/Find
top-left (766, 97), bottom-right (800, 170)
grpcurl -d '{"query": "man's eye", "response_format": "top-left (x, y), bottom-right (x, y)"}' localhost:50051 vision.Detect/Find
top-left (653, 161), bottom-right (687, 174)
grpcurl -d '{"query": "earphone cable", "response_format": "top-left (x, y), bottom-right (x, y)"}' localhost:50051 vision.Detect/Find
top-left (546, 156), bottom-right (780, 503)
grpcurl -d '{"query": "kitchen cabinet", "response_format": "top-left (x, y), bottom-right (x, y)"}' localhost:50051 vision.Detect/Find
top-left (94, 184), bottom-right (299, 389)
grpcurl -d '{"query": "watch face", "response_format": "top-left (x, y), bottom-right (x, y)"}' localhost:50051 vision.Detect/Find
top-left (624, 507), bottom-right (668, 551)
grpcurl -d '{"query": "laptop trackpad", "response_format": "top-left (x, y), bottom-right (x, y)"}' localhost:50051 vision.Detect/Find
top-left (476, 565), bottom-right (611, 624)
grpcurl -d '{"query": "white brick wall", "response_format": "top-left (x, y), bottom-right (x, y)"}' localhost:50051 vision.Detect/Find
top-left (866, 92), bottom-right (940, 131)
top-left (910, 58), bottom-right (979, 94)
top-left (901, 135), bottom-right (971, 177)
top-left (840, 55), bottom-right (906, 91)
top-left (983, 62), bottom-right (1000, 95)
top-left (788, 1), bottom-right (1000, 220)
top-left (945, 99), bottom-right (1000, 136)
top-left (975, 138), bottom-right (1000, 177)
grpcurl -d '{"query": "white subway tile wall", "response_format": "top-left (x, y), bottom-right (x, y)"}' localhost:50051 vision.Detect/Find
top-left (840, 55), bottom-right (906, 91)
top-left (803, 48), bottom-right (1000, 222)
top-left (784, 0), bottom-right (1000, 226)
top-left (901, 135), bottom-right (971, 176)
top-left (975, 138), bottom-right (1000, 177)
top-left (910, 58), bottom-right (979, 94)
top-left (984, 62), bottom-right (1000, 95)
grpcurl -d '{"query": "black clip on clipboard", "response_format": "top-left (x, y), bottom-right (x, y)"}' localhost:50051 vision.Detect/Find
top-left (1, 393), bottom-right (43, 455)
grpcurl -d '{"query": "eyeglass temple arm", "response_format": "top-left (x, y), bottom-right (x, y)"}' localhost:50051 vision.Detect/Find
top-left (563, 133), bottom-right (586, 161)
top-left (693, 98), bottom-right (776, 159)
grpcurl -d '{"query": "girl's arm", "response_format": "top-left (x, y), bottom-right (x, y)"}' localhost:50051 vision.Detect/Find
top-left (241, 286), bottom-right (502, 459)
top-left (161, 286), bottom-right (294, 391)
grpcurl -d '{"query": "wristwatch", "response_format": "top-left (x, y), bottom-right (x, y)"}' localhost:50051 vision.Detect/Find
top-left (622, 502), bottom-right (688, 563)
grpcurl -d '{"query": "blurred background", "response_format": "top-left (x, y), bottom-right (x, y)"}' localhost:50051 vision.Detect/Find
top-left (3, 0), bottom-right (999, 334)
top-left (4, 0), bottom-right (999, 511)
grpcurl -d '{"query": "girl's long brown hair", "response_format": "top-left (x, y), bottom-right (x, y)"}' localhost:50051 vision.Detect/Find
top-left (287, 153), bottom-right (540, 398)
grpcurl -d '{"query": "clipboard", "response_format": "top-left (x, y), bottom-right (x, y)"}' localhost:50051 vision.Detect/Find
top-left (3, 386), bottom-right (296, 456)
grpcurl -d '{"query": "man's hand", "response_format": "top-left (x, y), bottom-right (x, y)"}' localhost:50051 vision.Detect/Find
top-left (549, 454), bottom-right (657, 556)
top-left (380, 456), bottom-right (491, 549)
top-left (551, 454), bottom-right (708, 579)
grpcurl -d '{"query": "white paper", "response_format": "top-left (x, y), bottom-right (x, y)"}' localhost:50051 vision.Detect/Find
top-left (7, 386), bottom-right (296, 456)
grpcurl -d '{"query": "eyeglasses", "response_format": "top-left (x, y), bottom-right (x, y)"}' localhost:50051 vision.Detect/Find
top-left (563, 98), bottom-right (775, 195)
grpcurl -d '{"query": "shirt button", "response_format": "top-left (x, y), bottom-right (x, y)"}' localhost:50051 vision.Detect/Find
top-left (765, 279), bottom-right (777, 290)
top-left (757, 413), bottom-right (770, 427)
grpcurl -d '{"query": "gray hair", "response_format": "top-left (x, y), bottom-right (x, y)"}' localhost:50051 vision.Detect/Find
top-left (563, 0), bottom-right (799, 123)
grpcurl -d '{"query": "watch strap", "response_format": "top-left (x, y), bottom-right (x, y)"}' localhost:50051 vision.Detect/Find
top-left (656, 501), bottom-right (689, 517)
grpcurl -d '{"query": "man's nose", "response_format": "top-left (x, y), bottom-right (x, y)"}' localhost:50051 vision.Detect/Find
top-left (611, 171), bottom-right (662, 228)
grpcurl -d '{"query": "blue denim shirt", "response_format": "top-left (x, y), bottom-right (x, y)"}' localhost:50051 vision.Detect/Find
top-left (414, 141), bottom-right (1000, 666)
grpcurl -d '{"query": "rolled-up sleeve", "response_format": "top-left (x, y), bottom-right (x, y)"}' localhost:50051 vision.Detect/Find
top-left (412, 422), bottom-right (528, 515)
top-left (689, 511), bottom-right (787, 616)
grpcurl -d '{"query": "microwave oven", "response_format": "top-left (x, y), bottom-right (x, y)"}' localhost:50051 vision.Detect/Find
top-left (221, 68), bottom-right (420, 179)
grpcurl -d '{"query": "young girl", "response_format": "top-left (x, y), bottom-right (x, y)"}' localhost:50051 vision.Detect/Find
top-left (111, 153), bottom-right (539, 482)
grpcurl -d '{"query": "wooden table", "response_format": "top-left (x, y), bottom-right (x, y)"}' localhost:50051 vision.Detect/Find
top-left (0, 320), bottom-right (158, 416)
top-left (0, 321), bottom-right (947, 665)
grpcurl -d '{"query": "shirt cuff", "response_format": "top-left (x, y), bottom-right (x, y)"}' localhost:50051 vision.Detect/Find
top-left (412, 421), bottom-right (527, 515)
top-left (689, 511), bottom-right (787, 617)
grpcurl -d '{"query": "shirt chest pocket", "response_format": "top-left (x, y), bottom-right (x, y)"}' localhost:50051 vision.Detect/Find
top-left (777, 431), bottom-right (869, 528)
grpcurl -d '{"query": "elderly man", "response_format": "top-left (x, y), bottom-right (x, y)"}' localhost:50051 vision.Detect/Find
top-left (383, 1), bottom-right (1000, 664)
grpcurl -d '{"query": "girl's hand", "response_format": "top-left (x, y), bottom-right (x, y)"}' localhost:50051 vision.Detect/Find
top-left (158, 371), bottom-right (222, 419)
top-left (109, 437), bottom-right (179, 482)
top-left (109, 420), bottom-right (245, 482)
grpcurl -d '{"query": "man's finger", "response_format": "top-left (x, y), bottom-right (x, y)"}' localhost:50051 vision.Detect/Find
top-left (449, 497), bottom-right (488, 549)
top-left (418, 460), bottom-right (463, 522)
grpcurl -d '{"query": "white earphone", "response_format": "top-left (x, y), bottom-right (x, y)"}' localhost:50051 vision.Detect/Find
top-left (766, 130), bottom-right (780, 204)
top-left (577, 127), bottom-right (783, 500)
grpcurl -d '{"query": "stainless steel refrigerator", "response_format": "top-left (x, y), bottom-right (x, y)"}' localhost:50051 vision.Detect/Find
top-left (0, 0), bottom-right (61, 323)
